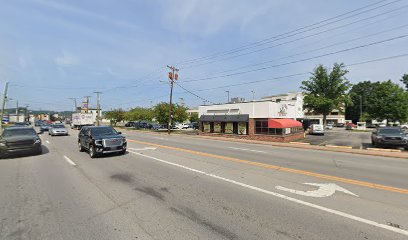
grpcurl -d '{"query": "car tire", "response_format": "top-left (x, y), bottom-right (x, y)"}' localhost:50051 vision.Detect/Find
top-left (89, 145), bottom-right (97, 158)
top-left (78, 142), bottom-right (84, 152)
top-left (120, 149), bottom-right (126, 155)
top-left (36, 147), bottom-right (42, 155)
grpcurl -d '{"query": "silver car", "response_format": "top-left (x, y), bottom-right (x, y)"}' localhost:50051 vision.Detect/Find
top-left (49, 124), bottom-right (69, 136)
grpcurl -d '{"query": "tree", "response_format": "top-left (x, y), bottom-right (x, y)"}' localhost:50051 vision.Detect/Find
top-left (301, 63), bottom-right (351, 125)
top-left (153, 102), bottom-right (188, 125)
top-left (366, 80), bottom-right (408, 123)
top-left (189, 112), bottom-right (199, 123)
top-left (346, 81), bottom-right (377, 122)
top-left (401, 73), bottom-right (408, 91)
top-left (125, 107), bottom-right (153, 122)
top-left (104, 108), bottom-right (126, 126)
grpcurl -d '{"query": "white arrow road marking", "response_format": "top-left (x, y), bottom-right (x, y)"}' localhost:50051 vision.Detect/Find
top-left (128, 147), bottom-right (157, 151)
top-left (63, 155), bottom-right (77, 166)
top-left (46, 140), bottom-right (50, 144)
top-left (228, 147), bottom-right (266, 153)
top-left (127, 151), bottom-right (407, 236)
top-left (276, 183), bottom-right (358, 198)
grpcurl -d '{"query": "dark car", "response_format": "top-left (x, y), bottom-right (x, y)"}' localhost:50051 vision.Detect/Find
top-left (371, 127), bottom-right (408, 150)
top-left (335, 123), bottom-right (345, 128)
top-left (78, 126), bottom-right (127, 158)
top-left (192, 122), bottom-right (199, 130)
top-left (0, 127), bottom-right (42, 158)
top-left (125, 121), bottom-right (136, 128)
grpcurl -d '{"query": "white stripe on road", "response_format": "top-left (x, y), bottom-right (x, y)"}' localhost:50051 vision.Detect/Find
top-left (228, 147), bottom-right (266, 153)
top-left (128, 150), bottom-right (408, 237)
top-left (63, 155), bottom-right (77, 166)
top-left (46, 140), bottom-right (50, 144)
top-left (129, 147), bottom-right (157, 151)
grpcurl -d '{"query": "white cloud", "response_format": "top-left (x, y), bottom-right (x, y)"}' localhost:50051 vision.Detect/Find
top-left (54, 50), bottom-right (79, 66)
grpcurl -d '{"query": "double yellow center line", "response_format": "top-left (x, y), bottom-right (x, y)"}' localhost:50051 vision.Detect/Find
top-left (128, 139), bottom-right (408, 194)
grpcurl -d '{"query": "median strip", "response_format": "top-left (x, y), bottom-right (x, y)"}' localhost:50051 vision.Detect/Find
top-left (289, 142), bottom-right (311, 145)
top-left (127, 139), bottom-right (408, 195)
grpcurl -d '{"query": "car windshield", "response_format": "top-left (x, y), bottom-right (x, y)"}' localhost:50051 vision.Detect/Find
top-left (91, 127), bottom-right (117, 136)
top-left (2, 128), bottom-right (36, 137)
top-left (378, 128), bottom-right (401, 134)
top-left (51, 125), bottom-right (65, 128)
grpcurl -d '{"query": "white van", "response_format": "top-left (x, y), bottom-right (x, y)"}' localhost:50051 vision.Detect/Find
top-left (309, 124), bottom-right (325, 135)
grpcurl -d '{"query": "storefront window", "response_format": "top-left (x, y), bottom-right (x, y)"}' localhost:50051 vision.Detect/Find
top-left (225, 122), bottom-right (233, 134)
top-left (255, 119), bottom-right (268, 135)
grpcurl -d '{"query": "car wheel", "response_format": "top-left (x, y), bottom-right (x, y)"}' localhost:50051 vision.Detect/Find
top-left (120, 149), bottom-right (126, 155)
top-left (89, 145), bottom-right (97, 158)
top-left (78, 142), bottom-right (84, 152)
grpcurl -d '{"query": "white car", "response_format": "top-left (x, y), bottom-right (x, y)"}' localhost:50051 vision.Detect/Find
top-left (325, 124), bottom-right (334, 130)
top-left (309, 124), bottom-right (325, 135)
top-left (49, 124), bottom-right (69, 136)
top-left (182, 124), bottom-right (192, 129)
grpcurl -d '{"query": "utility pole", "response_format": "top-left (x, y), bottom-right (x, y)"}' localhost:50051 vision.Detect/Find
top-left (167, 65), bottom-right (179, 134)
top-left (69, 98), bottom-right (77, 112)
top-left (0, 82), bottom-right (9, 132)
top-left (84, 96), bottom-right (91, 113)
top-left (25, 104), bottom-right (29, 122)
top-left (94, 92), bottom-right (102, 126)
top-left (251, 90), bottom-right (255, 101)
top-left (225, 90), bottom-right (230, 103)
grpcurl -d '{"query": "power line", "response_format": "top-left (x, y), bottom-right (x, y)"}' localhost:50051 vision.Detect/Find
top-left (177, 53), bottom-right (408, 95)
top-left (174, 81), bottom-right (215, 105)
top-left (181, 3), bottom-right (408, 69)
top-left (177, 0), bottom-right (400, 66)
top-left (185, 23), bottom-right (408, 78)
top-left (182, 34), bottom-right (408, 83)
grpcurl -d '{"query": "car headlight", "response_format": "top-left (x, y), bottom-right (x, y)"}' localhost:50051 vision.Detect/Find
top-left (34, 139), bottom-right (41, 144)
top-left (376, 136), bottom-right (383, 139)
top-left (0, 142), bottom-right (6, 147)
top-left (95, 140), bottom-right (103, 146)
top-left (123, 138), bottom-right (127, 143)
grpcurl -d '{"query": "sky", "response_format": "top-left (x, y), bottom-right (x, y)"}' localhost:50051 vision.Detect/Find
top-left (0, 0), bottom-right (407, 111)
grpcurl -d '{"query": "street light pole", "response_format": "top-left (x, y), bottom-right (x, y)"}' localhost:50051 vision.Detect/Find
top-left (69, 98), bottom-right (77, 112)
top-left (0, 82), bottom-right (9, 132)
top-left (251, 90), bottom-right (255, 101)
top-left (167, 65), bottom-right (179, 135)
top-left (359, 95), bottom-right (363, 122)
top-left (226, 90), bottom-right (230, 103)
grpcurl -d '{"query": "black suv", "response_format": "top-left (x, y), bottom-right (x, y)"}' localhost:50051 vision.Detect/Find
top-left (0, 127), bottom-right (42, 158)
top-left (78, 126), bottom-right (127, 158)
top-left (371, 127), bottom-right (408, 150)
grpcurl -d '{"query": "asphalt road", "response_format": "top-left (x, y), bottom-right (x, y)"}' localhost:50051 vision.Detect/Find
top-left (1, 127), bottom-right (408, 240)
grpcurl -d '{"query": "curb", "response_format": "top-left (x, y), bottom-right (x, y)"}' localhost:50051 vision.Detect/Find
top-left (366, 148), bottom-right (402, 153)
top-left (325, 145), bottom-right (353, 149)
top-left (289, 142), bottom-right (311, 145)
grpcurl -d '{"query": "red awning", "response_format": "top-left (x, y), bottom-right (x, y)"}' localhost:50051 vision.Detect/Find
top-left (268, 119), bottom-right (302, 128)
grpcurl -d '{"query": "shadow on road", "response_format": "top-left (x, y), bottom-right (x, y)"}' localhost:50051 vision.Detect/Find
top-left (0, 145), bottom-right (50, 160)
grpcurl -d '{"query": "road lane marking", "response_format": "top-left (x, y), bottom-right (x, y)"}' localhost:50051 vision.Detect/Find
top-left (63, 155), bottom-right (77, 166)
top-left (46, 140), bottom-right (50, 144)
top-left (276, 183), bottom-right (358, 198)
top-left (127, 139), bottom-right (408, 194)
top-left (129, 147), bottom-right (157, 151)
top-left (128, 150), bottom-right (408, 237)
top-left (228, 147), bottom-right (266, 153)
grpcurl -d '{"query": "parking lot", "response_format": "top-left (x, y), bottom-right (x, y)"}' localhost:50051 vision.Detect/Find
top-left (297, 127), bottom-right (408, 151)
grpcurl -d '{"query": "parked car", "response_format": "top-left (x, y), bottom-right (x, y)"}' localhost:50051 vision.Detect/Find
top-left (182, 123), bottom-right (192, 129)
top-left (49, 124), bottom-right (69, 136)
top-left (0, 127), bottom-right (42, 158)
top-left (345, 123), bottom-right (356, 130)
top-left (335, 123), bottom-right (345, 128)
top-left (192, 122), bottom-right (199, 130)
top-left (40, 123), bottom-right (50, 132)
top-left (400, 124), bottom-right (408, 129)
top-left (371, 127), bottom-right (408, 150)
top-left (325, 124), bottom-right (334, 130)
top-left (78, 126), bottom-right (127, 158)
top-left (309, 124), bottom-right (324, 135)
top-left (125, 121), bottom-right (136, 128)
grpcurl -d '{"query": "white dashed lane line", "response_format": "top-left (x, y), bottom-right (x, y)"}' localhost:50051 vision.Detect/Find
top-left (46, 140), bottom-right (50, 144)
top-left (63, 155), bottom-right (77, 166)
